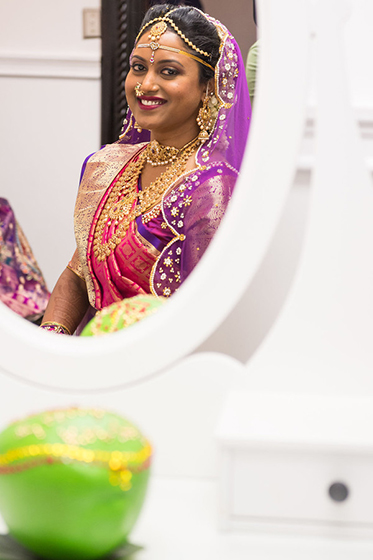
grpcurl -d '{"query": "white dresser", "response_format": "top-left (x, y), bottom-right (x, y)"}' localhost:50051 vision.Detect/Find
top-left (217, 391), bottom-right (373, 539)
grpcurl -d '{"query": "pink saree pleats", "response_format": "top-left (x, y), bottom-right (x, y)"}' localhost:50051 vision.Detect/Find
top-left (87, 164), bottom-right (173, 310)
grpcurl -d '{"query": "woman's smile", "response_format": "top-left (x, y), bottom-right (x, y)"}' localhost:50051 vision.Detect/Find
top-left (125, 31), bottom-right (205, 144)
top-left (137, 96), bottom-right (167, 110)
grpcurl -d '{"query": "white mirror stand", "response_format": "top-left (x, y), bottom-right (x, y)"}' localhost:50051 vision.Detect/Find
top-left (216, 0), bottom-right (373, 541)
top-left (0, 0), bottom-right (310, 392)
top-left (0, 0), bottom-right (372, 443)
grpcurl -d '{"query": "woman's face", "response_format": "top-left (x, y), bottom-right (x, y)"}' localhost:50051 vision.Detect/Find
top-left (125, 30), bottom-right (206, 143)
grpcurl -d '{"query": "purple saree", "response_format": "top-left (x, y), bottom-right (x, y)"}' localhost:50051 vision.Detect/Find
top-left (0, 198), bottom-right (50, 320)
top-left (68, 11), bottom-right (251, 310)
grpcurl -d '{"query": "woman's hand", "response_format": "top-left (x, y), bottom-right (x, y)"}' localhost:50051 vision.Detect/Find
top-left (41, 268), bottom-right (90, 335)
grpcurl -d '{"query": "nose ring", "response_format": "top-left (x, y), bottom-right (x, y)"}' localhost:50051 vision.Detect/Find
top-left (135, 82), bottom-right (145, 98)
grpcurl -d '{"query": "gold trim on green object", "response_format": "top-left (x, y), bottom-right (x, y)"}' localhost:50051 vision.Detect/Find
top-left (0, 442), bottom-right (152, 470)
top-left (0, 442), bottom-right (152, 492)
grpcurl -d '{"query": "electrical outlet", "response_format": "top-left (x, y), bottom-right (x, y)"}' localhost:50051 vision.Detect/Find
top-left (83, 8), bottom-right (101, 39)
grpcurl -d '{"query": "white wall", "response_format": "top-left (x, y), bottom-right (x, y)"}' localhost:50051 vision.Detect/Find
top-left (0, 0), bottom-right (100, 55)
top-left (344, 0), bottom-right (373, 108)
top-left (0, 0), bottom-right (100, 290)
top-left (203, 0), bottom-right (257, 60)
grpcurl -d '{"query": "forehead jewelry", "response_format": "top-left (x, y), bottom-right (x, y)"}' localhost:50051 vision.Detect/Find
top-left (136, 16), bottom-right (214, 71)
top-left (148, 21), bottom-right (167, 64)
top-left (135, 82), bottom-right (145, 97)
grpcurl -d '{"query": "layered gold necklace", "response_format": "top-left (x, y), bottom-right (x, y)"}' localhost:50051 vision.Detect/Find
top-left (93, 137), bottom-right (200, 262)
top-left (146, 140), bottom-right (181, 167)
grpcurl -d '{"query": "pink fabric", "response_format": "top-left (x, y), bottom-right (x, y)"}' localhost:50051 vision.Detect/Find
top-left (87, 167), bottom-right (173, 309)
top-left (91, 222), bottom-right (156, 309)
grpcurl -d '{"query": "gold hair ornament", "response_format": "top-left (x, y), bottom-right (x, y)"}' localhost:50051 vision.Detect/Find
top-left (136, 15), bottom-right (213, 70)
top-left (138, 42), bottom-right (214, 71)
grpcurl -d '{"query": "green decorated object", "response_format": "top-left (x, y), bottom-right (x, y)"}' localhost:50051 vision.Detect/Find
top-left (0, 408), bottom-right (152, 560)
top-left (81, 295), bottom-right (166, 337)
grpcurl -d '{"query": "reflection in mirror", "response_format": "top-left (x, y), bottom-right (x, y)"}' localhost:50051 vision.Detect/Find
top-left (39, 3), bottom-right (252, 337)
top-left (0, 0), bottom-right (255, 389)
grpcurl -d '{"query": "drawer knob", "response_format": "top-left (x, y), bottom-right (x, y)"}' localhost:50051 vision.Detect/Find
top-left (328, 482), bottom-right (349, 502)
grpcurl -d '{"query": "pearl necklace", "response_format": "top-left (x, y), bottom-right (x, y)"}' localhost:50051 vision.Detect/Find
top-left (93, 137), bottom-right (200, 262)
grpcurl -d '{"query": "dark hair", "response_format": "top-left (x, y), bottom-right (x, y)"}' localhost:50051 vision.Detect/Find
top-left (150, 0), bottom-right (204, 8)
top-left (137, 4), bottom-right (220, 83)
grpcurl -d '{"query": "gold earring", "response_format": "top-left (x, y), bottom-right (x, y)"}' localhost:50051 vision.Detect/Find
top-left (197, 94), bottom-right (212, 141)
top-left (135, 82), bottom-right (145, 98)
top-left (134, 121), bottom-right (143, 133)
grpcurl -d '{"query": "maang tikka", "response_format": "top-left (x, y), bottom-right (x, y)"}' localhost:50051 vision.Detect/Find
top-left (148, 21), bottom-right (168, 64)
top-left (136, 15), bottom-right (214, 70)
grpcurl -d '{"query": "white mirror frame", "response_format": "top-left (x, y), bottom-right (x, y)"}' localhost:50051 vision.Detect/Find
top-left (0, 0), bottom-right (311, 391)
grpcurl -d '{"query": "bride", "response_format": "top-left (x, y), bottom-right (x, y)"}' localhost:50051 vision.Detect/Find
top-left (41, 4), bottom-right (251, 335)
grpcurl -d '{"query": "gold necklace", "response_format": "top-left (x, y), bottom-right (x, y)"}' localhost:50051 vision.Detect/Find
top-left (146, 137), bottom-right (201, 167)
top-left (146, 140), bottom-right (180, 167)
top-left (93, 137), bottom-right (200, 262)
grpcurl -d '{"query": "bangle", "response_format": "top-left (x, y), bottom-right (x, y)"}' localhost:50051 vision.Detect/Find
top-left (40, 322), bottom-right (72, 336)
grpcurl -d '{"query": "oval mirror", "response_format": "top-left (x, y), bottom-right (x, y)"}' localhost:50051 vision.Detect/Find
top-left (0, 0), bottom-right (310, 391)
